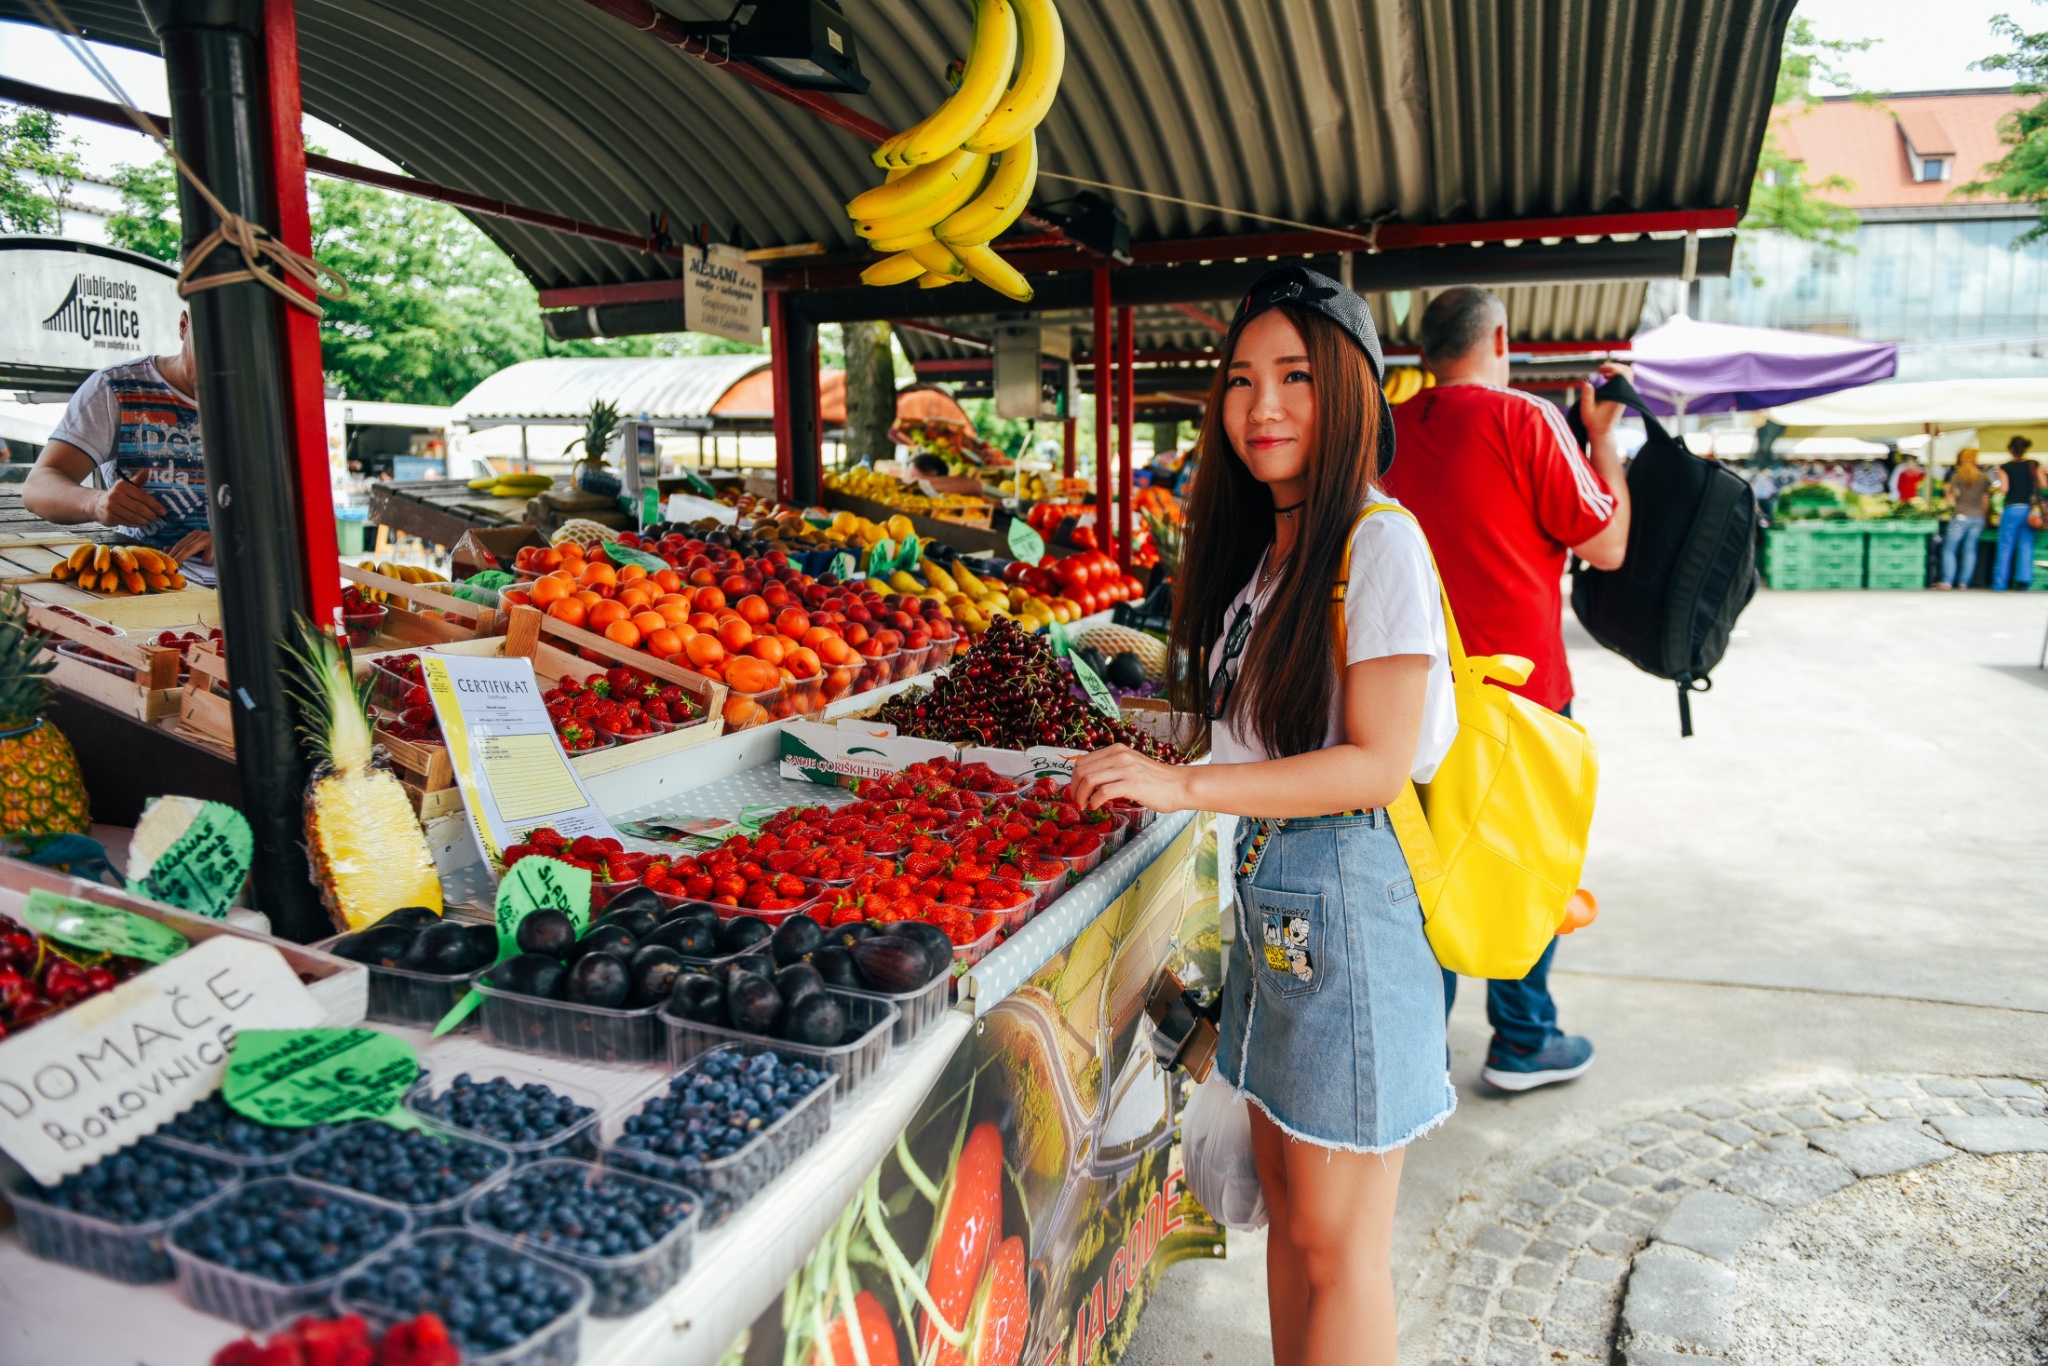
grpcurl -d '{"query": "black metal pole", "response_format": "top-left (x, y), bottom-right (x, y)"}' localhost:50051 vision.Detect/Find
top-left (781, 298), bottom-right (823, 505)
top-left (144, 0), bottom-right (325, 940)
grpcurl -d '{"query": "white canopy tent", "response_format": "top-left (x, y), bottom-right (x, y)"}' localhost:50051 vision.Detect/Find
top-left (1768, 378), bottom-right (2048, 462)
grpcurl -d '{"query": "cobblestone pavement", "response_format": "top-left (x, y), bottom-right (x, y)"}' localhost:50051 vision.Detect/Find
top-left (1421, 1074), bottom-right (2048, 1366)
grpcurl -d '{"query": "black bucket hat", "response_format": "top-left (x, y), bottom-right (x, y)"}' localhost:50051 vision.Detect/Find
top-left (1228, 265), bottom-right (1398, 477)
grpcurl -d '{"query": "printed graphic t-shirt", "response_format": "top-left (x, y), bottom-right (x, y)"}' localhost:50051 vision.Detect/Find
top-left (1384, 383), bottom-right (1617, 712)
top-left (48, 357), bottom-right (209, 554)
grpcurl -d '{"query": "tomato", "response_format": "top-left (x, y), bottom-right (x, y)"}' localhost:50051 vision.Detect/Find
top-left (1070, 525), bottom-right (1097, 551)
top-left (1001, 561), bottom-right (1032, 584)
top-left (922, 1122), bottom-right (1004, 1366)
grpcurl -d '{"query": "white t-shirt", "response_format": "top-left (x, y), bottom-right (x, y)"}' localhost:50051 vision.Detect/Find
top-left (1207, 498), bottom-right (1457, 782)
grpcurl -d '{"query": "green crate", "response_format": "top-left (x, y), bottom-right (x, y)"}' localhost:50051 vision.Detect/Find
top-left (1765, 559), bottom-right (1866, 590)
top-left (1866, 541), bottom-right (1929, 575)
top-left (1866, 520), bottom-right (1938, 537)
top-left (1867, 567), bottom-right (1927, 590)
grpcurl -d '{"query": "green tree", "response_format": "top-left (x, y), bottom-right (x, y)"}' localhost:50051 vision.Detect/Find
top-left (1964, 6), bottom-right (2048, 245)
top-left (0, 104), bottom-right (83, 234)
top-left (1740, 17), bottom-right (1872, 257)
top-left (104, 157), bottom-right (180, 261)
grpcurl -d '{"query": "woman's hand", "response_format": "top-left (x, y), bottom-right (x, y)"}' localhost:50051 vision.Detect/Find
top-left (1068, 744), bottom-right (1193, 814)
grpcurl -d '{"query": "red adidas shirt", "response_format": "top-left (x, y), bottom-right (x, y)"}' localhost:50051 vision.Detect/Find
top-left (1383, 384), bottom-right (1616, 712)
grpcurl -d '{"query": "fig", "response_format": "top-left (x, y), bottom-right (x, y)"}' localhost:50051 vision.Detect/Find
top-left (331, 922), bottom-right (416, 968)
top-left (781, 992), bottom-right (844, 1047)
top-left (595, 904), bottom-right (661, 943)
top-left (810, 944), bottom-right (859, 988)
top-left (725, 952), bottom-right (775, 983)
top-left (490, 953), bottom-right (567, 999)
top-left (666, 970), bottom-right (725, 1024)
top-left (883, 922), bottom-right (955, 981)
top-left (718, 915), bottom-right (772, 954)
top-left (575, 923), bottom-right (639, 962)
top-left (774, 962), bottom-right (826, 1010)
top-left (600, 885), bottom-right (664, 920)
top-left (398, 919), bottom-right (484, 975)
top-left (628, 946), bottom-right (686, 1007)
top-left (724, 970), bottom-right (783, 1034)
top-left (375, 906), bottom-right (441, 930)
top-left (827, 922), bottom-right (875, 950)
top-left (515, 909), bottom-right (577, 960)
top-left (565, 952), bottom-right (630, 1008)
top-left (770, 914), bottom-right (824, 966)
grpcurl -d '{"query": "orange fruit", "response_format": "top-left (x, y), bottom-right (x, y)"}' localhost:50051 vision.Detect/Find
top-left (632, 611), bottom-right (666, 637)
top-left (785, 646), bottom-right (821, 678)
top-left (693, 586), bottom-right (726, 612)
top-left (801, 625), bottom-right (840, 650)
top-left (688, 568), bottom-right (717, 587)
top-left (747, 635), bottom-right (787, 667)
top-left (617, 587), bottom-right (654, 611)
top-left (736, 595), bottom-right (772, 626)
top-left (725, 657), bottom-right (778, 693)
top-left (653, 569), bottom-right (684, 594)
top-left (656, 602), bottom-right (691, 627)
top-left (603, 619), bottom-right (641, 648)
top-left (547, 597), bottom-right (587, 629)
top-left (529, 577), bottom-right (569, 606)
top-left (775, 609), bottom-right (811, 639)
top-left (501, 589), bottom-right (533, 608)
top-left (534, 547), bottom-right (563, 572)
top-left (723, 697), bottom-right (767, 729)
top-left (817, 636), bottom-right (855, 666)
top-left (617, 563), bottom-right (648, 584)
top-left (573, 589), bottom-right (603, 610)
top-left (646, 627), bottom-right (683, 659)
top-left (687, 611), bottom-right (720, 632)
top-left (588, 600), bottom-right (630, 630)
top-left (685, 634), bottom-right (727, 668)
top-left (579, 562), bottom-right (617, 588)
top-left (718, 619), bottom-right (755, 652)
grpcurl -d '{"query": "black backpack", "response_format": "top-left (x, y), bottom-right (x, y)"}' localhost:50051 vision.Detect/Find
top-left (1567, 374), bottom-right (1760, 736)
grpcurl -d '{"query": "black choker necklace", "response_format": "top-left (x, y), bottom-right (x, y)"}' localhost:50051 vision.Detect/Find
top-left (1273, 500), bottom-right (1304, 517)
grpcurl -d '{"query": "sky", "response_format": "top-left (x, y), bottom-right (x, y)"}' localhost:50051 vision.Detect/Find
top-left (1792, 0), bottom-right (2037, 95)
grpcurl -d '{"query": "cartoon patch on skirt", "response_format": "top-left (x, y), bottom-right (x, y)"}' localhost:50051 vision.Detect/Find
top-left (1261, 913), bottom-right (1314, 983)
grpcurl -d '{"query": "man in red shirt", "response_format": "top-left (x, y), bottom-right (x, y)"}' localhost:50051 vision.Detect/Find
top-left (1384, 285), bottom-right (1632, 1092)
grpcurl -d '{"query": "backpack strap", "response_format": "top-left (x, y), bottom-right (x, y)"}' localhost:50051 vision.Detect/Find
top-left (1332, 502), bottom-right (1533, 693)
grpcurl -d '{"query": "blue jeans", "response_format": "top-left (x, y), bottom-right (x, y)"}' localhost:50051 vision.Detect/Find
top-left (1993, 510), bottom-right (2036, 591)
top-left (1943, 516), bottom-right (1986, 586)
top-left (1441, 699), bottom-right (1569, 1054)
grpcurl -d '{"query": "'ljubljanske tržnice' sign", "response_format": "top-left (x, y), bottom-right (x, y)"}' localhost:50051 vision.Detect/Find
top-left (1, 238), bottom-right (184, 377)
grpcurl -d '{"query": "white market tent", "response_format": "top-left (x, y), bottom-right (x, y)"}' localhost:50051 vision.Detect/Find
top-left (448, 356), bottom-right (770, 429)
top-left (1768, 378), bottom-right (2048, 461)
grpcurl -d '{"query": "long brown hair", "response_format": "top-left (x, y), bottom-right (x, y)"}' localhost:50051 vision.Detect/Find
top-left (1167, 304), bottom-right (1383, 758)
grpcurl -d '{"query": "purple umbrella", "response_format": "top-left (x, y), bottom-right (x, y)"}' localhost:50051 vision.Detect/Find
top-left (1627, 316), bottom-right (1898, 417)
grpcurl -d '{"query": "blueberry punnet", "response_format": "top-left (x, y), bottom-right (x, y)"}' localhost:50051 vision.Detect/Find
top-left (158, 1094), bottom-right (332, 1159)
top-left (25, 1143), bottom-right (226, 1224)
top-left (173, 1181), bottom-right (405, 1283)
top-left (411, 1073), bottom-right (594, 1149)
top-left (291, 1121), bottom-right (506, 1208)
top-left (343, 1232), bottom-right (583, 1355)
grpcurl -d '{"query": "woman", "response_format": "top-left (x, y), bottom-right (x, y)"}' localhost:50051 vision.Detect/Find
top-left (1070, 267), bottom-right (1457, 1366)
top-left (1992, 435), bottom-right (2040, 591)
top-left (1940, 448), bottom-right (1992, 589)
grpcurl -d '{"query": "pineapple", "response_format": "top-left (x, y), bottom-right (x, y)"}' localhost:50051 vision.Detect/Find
top-left (0, 590), bottom-right (90, 839)
top-left (283, 620), bottom-right (442, 931)
top-left (566, 398), bottom-right (622, 497)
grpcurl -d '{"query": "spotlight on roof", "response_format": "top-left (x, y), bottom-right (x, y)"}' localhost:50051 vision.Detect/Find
top-left (1037, 192), bottom-right (1132, 264)
top-left (681, 0), bottom-right (870, 94)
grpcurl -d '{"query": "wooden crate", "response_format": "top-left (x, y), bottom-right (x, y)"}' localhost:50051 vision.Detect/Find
top-left (19, 577), bottom-right (222, 632)
top-left (339, 562), bottom-right (500, 645)
top-left (29, 601), bottom-right (186, 723)
top-left (177, 639), bottom-right (235, 749)
top-left (504, 606), bottom-right (728, 776)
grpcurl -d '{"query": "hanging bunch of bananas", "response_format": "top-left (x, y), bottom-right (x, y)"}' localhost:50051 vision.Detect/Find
top-left (847, 0), bottom-right (1063, 301)
top-left (1381, 366), bottom-right (1432, 405)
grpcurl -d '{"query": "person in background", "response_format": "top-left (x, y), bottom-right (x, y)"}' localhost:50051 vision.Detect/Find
top-left (26, 309), bottom-right (215, 585)
top-left (1888, 455), bottom-right (1925, 503)
top-left (1382, 285), bottom-right (1631, 1093)
top-left (1939, 448), bottom-right (1992, 590)
top-left (1992, 435), bottom-right (2040, 592)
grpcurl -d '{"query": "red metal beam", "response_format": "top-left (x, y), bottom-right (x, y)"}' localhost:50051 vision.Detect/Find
top-left (1116, 304), bottom-right (1134, 574)
top-left (263, 0), bottom-right (340, 627)
top-left (1093, 268), bottom-right (1112, 557)
top-left (575, 0), bottom-right (893, 146)
top-left (1062, 416), bottom-right (1076, 479)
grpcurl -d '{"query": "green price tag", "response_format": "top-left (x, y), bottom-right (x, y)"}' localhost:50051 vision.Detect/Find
top-left (223, 1028), bottom-right (419, 1128)
top-left (1069, 652), bottom-right (1121, 719)
top-left (735, 804), bottom-right (784, 835)
top-left (21, 889), bottom-right (189, 963)
top-left (865, 539), bottom-right (897, 577)
top-left (1046, 617), bottom-right (1071, 657)
top-left (127, 801), bottom-right (252, 920)
top-left (1007, 519), bottom-right (1046, 565)
top-left (434, 855), bottom-right (591, 1035)
top-left (827, 552), bottom-right (855, 582)
top-left (896, 536), bottom-right (923, 572)
top-left (605, 543), bottom-right (672, 574)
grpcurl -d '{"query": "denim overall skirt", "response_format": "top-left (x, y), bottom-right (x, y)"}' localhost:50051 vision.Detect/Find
top-left (1217, 810), bottom-right (1456, 1153)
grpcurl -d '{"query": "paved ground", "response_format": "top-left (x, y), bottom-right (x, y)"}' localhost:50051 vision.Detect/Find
top-left (1125, 589), bottom-right (2048, 1366)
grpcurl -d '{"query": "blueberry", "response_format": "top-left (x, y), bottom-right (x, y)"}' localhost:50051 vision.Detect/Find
top-left (291, 1121), bottom-right (507, 1210)
top-left (26, 1142), bottom-right (228, 1225)
top-left (172, 1180), bottom-right (405, 1283)
top-left (411, 1073), bottom-right (595, 1154)
top-left (157, 1094), bottom-right (331, 1160)
top-left (605, 1049), bottom-right (827, 1222)
top-left (342, 1232), bottom-right (582, 1354)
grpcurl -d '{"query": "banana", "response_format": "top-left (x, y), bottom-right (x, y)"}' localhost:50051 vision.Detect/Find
top-left (855, 153), bottom-right (990, 239)
top-left (868, 225), bottom-right (941, 253)
top-left (110, 547), bottom-right (135, 575)
top-left (918, 272), bottom-right (958, 289)
top-left (846, 148), bottom-right (984, 226)
top-left (937, 133), bottom-right (1037, 247)
top-left (910, 240), bottom-right (968, 279)
top-left (122, 570), bottom-right (145, 594)
top-left (167, 572), bottom-right (186, 591)
top-left (861, 251), bottom-right (929, 287)
top-left (143, 572), bottom-right (169, 592)
top-left (50, 562), bottom-right (72, 582)
top-left (76, 571), bottom-right (97, 592)
top-left (876, 0), bottom-right (1019, 168)
top-left (66, 544), bottom-right (94, 572)
top-left (468, 475), bottom-right (498, 491)
top-left (955, 242), bottom-right (1034, 301)
top-left (963, 0), bottom-right (1065, 154)
top-left (92, 545), bottom-right (111, 574)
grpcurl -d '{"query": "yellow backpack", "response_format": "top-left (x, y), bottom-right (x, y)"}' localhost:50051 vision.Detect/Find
top-left (1335, 503), bottom-right (1599, 979)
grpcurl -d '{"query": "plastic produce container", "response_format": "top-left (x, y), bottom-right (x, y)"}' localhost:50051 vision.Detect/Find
top-left (337, 1228), bottom-right (591, 1366)
top-left (952, 924), bottom-right (1001, 971)
top-left (150, 1104), bottom-right (336, 1179)
top-left (367, 655), bottom-right (424, 709)
top-left (167, 1178), bottom-right (410, 1328)
top-left (404, 1066), bottom-right (605, 1164)
top-left (597, 1043), bottom-right (835, 1227)
top-left (8, 1144), bottom-right (238, 1284)
top-left (310, 931), bottom-right (482, 1031)
top-left (339, 604), bottom-right (388, 648)
top-left (1060, 845), bottom-right (1105, 885)
top-left (854, 650), bottom-right (898, 692)
top-left (462, 1159), bottom-right (698, 1319)
top-left (473, 977), bottom-right (668, 1065)
top-left (660, 988), bottom-right (899, 1099)
top-left (288, 1122), bottom-right (513, 1227)
top-left (54, 640), bottom-right (140, 681)
top-left (720, 681), bottom-right (781, 731)
top-left (839, 971), bottom-right (950, 1047)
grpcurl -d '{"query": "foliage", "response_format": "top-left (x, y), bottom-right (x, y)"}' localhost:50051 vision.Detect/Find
top-left (101, 151), bottom-right (748, 402)
top-left (1965, 7), bottom-right (2048, 246)
top-left (105, 157), bottom-right (181, 261)
top-left (0, 104), bottom-right (82, 234)
top-left (1739, 17), bottom-right (1873, 261)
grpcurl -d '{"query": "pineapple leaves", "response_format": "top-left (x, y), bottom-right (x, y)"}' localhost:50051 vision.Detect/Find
top-left (0, 588), bottom-right (58, 723)
top-left (562, 397), bottom-right (621, 465)
top-left (281, 617), bottom-right (375, 776)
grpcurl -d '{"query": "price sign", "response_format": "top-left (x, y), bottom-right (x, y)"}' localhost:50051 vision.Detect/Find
top-left (223, 1028), bottom-right (419, 1128)
top-left (897, 536), bottom-right (923, 572)
top-left (865, 539), bottom-right (897, 578)
top-left (1007, 519), bottom-right (1046, 565)
top-left (21, 890), bottom-right (188, 964)
top-left (827, 552), bottom-right (856, 582)
top-left (1069, 652), bottom-right (1122, 719)
top-left (605, 542), bottom-right (672, 574)
top-left (127, 801), bottom-right (252, 920)
top-left (434, 855), bottom-right (590, 1036)
top-left (1046, 617), bottom-right (1072, 658)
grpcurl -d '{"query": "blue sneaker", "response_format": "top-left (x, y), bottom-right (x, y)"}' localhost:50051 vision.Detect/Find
top-left (1482, 1034), bottom-right (1594, 1092)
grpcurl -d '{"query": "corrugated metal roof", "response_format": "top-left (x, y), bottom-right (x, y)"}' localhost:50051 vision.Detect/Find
top-left (447, 355), bottom-right (768, 423)
top-left (8, 0), bottom-right (1792, 294)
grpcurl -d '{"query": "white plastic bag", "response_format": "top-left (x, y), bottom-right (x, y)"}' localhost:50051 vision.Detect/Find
top-left (1181, 1070), bottom-right (1268, 1231)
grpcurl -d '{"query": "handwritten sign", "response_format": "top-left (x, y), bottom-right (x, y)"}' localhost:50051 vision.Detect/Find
top-left (864, 538), bottom-right (897, 578)
top-left (127, 801), bottom-right (252, 919)
top-left (0, 935), bottom-right (325, 1184)
top-left (434, 855), bottom-right (590, 1035)
top-left (827, 552), bottom-right (855, 582)
top-left (604, 542), bottom-right (672, 574)
top-left (1070, 652), bottom-right (1122, 719)
top-left (223, 1028), bottom-right (418, 1128)
top-left (1007, 519), bottom-right (1045, 565)
top-left (1046, 617), bottom-right (1072, 657)
top-left (21, 890), bottom-right (189, 964)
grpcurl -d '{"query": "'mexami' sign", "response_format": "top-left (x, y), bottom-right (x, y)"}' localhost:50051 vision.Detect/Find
top-left (1, 236), bottom-right (183, 380)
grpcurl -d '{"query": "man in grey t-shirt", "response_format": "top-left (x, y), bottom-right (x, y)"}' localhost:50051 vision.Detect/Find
top-left (27, 309), bottom-right (215, 579)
